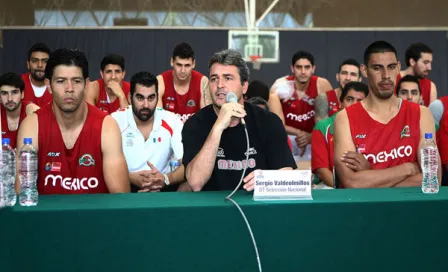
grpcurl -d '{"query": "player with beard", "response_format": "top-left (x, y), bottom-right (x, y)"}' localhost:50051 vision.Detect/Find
top-left (16, 48), bottom-right (129, 195)
top-left (334, 41), bottom-right (440, 188)
top-left (86, 54), bottom-right (130, 114)
top-left (182, 49), bottom-right (296, 191)
top-left (0, 73), bottom-right (39, 149)
top-left (396, 43), bottom-right (436, 106)
top-left (112, 71), bottom-right (188, 192)
top-left (21, 43), bottom-right (53, 107)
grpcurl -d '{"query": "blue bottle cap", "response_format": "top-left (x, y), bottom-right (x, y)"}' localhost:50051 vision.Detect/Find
top-left (24, 138), bottom-right (33, 145)
top-left (425, 133), bottom-right (433, 139)
top-left (2, 138), bottom-right (10, 145)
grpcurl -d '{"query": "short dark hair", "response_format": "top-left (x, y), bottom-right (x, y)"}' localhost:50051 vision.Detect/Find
top-left (247, 97), bottom-right (270, 112)
top-left (45, 49), bottom-right (89, 80)
top-left (172, 42), bottom-right (195, 61)
top-left (209, 49), bottom-right (250, 85)
top-left (0, 72), bottom-right (25, 92)
top-left (100, 54), bottom-right (125, 71)
top-left (130, 71), bottom-right (158, 97)
top-left (396, 75), bottom-right (421, 95)
top-left (338, 58), bottom-right (361, 74)
top-left (246, 80), bottom-right (269, 101)
top-left (363, 41), bottom-right (398, 66)
top-left (405, 43), bottom-right (433, 67)
top-left (27, 42), bottom-right (51, 61)
top-left (340, 82), bottom-right (369, 102)
top-left (292, 51), bottom-right (314, 66)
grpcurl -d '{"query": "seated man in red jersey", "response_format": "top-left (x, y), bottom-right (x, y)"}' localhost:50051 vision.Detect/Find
top-left (157, 42), bottom-right (211, 123)
top-left (268, 50), bottom-right (333, 158)
top-left (311, 82), bottom-right (368, 188)
top-left (85, 54), bottom-right (130, 114)
top-left (315, 58), bottom-right (362, 120)
top-left (396, 42), bottom-right (437, 106)
top-left (334, 41), bottom-right (440, 188)
top-left (21, 42), bottom-right (53, 107)
top-left (0, 72), bottom-right (39, 149)
top-left (16, 48), bottom-right (130, 195)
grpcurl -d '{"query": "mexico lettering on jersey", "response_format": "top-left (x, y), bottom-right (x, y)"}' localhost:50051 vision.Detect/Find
top-left (281, 75), bottom-right (319, 133)
top-left (37, 103), bottom-right (108, 194)
top-left (96, 78), bottom-right (131, 114)
top-left (346, 100), bottom-right (420, 170)
top-left (326, 89), bottom-right (340, 117)
top-left (311, 113), bottom-right (337, 175)
top-left (1, 101), bottom-right (29, 149)
top-left (396, 74), bottom-right (431, 106)
top-left (161, 70), bottom-right (203, 122)
top-left (21, 73), bottom-right (53, 107)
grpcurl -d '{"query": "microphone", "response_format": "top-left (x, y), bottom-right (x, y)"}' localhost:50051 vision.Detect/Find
top-left (225, 92), bottom-right (246, 126)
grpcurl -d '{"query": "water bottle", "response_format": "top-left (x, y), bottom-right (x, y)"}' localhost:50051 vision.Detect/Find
top-left (170, 156), bottom-right (181, 172)
top-left (1, 138), bottom-right (16, 206)
top-left (421, 133), bottom-right (439, 194)
top-left (19, 138), bottom-right (38, 206)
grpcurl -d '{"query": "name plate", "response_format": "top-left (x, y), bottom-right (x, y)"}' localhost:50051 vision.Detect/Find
top-left (253, 170), bottom-right (312, 201)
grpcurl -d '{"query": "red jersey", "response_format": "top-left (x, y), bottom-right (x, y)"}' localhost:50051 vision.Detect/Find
top-left (347, 100), bottom-right (420, 170)
top-left (281, 75), bottom-right (318, 133)
top-left (37, 103), bottom-right (108, 195)
top-left (21, 73), bottom-right (53, 107)
top-left (396, 74), bottom-right (431, 106)
top-left (96, 79), bottom-right (130, 114)
top-left (1, 101), bottom-right (29, 149)
top-left (161, 70), bottom-right (203, 122)
top-left (326, 89), bottom-right (340, 117)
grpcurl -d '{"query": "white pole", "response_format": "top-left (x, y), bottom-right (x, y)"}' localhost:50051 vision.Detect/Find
top-left (255, 0), bottom-right (280, 27)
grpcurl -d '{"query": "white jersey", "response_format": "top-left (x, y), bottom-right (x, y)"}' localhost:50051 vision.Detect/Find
top-left (112, 106), bottom-right (184, 174)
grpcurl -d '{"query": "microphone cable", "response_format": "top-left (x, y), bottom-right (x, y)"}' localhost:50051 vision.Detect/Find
top-left (225, 122), bottom-right (263, 272)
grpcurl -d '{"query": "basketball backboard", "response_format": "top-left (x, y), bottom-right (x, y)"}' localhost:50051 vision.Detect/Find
top-left (228, 30), bottom-right (279, 63)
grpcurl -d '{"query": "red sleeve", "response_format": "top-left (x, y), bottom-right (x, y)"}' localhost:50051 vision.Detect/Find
top-left (287, 137), bottom-right (292, 151)
top-left (311, 129), bottom-right (330, 173)
top-left (438, 114), bottom-right (448, 165)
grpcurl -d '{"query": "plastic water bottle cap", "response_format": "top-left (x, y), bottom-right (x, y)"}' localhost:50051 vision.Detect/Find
top-left (24, 138), bottom-right (33, 145)
top-left (424, 133), bottom-right (433, 139)
top-left (2, 138), bottom-right (10, 145)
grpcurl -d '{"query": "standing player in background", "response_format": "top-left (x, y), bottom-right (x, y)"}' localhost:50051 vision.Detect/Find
top-left (85, 54), bottom-right (130, 114)
top-left (157, 42), bottom-right (211, 122)
top-left (315, 59), bottom-right (362, 119)
top-left (0, 73), bottom-right (39, 149)
top-left (312, 82), bottom-right (368, 188)
top-left (21, 43), bottom-right (53, 107)
top-left (396, 42), bottom-right (436, 106)
top-left (334, 41), bottom-right (440, 188)
top-left (16, 48), bottom-right (129, 195)
top-left (268, 50), bottom-right (333, 158)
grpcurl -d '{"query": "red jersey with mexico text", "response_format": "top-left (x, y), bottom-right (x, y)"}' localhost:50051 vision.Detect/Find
top-left (161, 70), bottom-right (203, 122)
top-left (326, 89), bottom-right (340, 117)
top-left (396, 74), bottom-right (431, 106)
top-left (37, 103), bottom-right (108, 194)
top-left (346, 100), bottom-right (420, 169)
top-left (21, 72), bottom-right (53, 107)
top-left (96, 78), bottom-right (130, 114)
top-left (1, 101), bottom-right (29, 149)
top-left (281, 75), bottom-right (318, 133)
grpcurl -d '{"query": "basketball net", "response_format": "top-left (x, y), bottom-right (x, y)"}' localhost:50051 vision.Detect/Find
top-left (250, 55), bottom-right (262, 70)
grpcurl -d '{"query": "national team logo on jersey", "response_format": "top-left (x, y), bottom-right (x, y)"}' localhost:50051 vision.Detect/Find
top-left (126, 132), bottom-right (135, 138)
top-left (45, 162), bottom-right (61, 172)
top-left (217, 147), bottom-right (225, 158)
top-left (400, 125), bottom-right (411, 139)
top-left (186, 99), bottom-right (196, 108)
top-left (79, 154), bottom-right (95, 166)
top-left (356, 144), bottom-right (366, 153)
top-left (153, 137), bottom-right (162, 143)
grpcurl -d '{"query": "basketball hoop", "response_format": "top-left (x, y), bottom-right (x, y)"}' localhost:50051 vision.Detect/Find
top-left (250, 55), bottom-right (262, 70)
